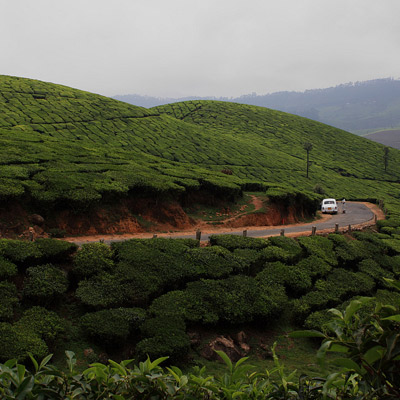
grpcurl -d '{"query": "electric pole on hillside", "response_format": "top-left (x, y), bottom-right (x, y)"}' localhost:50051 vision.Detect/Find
top-left (304, 142), bottom-right (313, 178)
top-left (384, 146), bottom-right (389, 172)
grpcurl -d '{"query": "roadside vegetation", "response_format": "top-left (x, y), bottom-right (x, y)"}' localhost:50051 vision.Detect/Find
top-left (0, 220), bottom-right (399, 368)
top-left (0, 238), bottom-right (399, 398)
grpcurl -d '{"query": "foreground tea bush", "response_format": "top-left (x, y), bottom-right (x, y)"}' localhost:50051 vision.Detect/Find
top-left (1, 287), bottom-right (399, 399)
top-left (291, 279), bottom-right (400, 399)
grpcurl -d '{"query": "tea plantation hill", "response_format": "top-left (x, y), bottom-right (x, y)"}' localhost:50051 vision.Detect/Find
top-left (1, 75), bottom-right (400, 230)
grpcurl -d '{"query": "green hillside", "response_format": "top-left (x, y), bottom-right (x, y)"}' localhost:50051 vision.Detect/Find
top-left (1, 75), bottom-right (400, 218)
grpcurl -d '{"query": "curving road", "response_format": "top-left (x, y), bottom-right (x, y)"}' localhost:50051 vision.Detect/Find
top-left (164, 202), bottom-right (376, 241)
top-left (70, 202), bottom-right (378, 245)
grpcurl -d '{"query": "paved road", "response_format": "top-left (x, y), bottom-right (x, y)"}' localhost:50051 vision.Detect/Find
top-left (78, 202), bottom-right (375, 245)
top-left (161, 202), bottom-right (375, 241)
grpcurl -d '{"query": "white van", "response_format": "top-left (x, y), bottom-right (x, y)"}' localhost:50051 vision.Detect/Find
top-left (321, 198), bottom-right (338, 214)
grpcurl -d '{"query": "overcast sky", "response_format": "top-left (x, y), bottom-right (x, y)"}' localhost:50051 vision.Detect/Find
top-left (2, 0), bottom-right (400, 98)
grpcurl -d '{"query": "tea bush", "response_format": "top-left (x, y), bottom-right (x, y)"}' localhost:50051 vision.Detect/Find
top-left (209, 234), bottom-right (268, 251)
top-left (0, 239), bottom-right (41, 266)
top-left (267, 235), bottom-right (303, 263)
top-left (76, 273), bottom-right (128, 308)
top-left (16, 306), bottom-right (64, 342)
top-left (259, 246), bottom-right (291, 263)
top-left (34, 238), bottom-right (77, 263)
top-left (184, 276), bottom-right (288, 324)
top-left (328, 233), bottom-right (371, 267)
top-left (256, 262), bottom-right (312, 296)
top-left (183, 246), bottom-right (245, 278)
top-left (232, 248), bottom-right (264, 274)
top-left (80, 307), bottom-right (145, 342)
top-left (0, 322), bottom-right (47, 362)
top-left (0, 282), bottom-right (18, 321)
top-left (295, 255), bottom-right (331, 279)
top-left (297, 235), bottom-right (338, 266)
top-left (136, 316), bottom-right (190, 362)
top-left (303, 310), bottom-right (331, 331)
top-left (73, 242), bottom-right (114, 279)
top-left (0, 257), bottom-right (17, 280)
top-left (377, 217), bottom-right (400, 231)
top-left (358, 258), bottom-right (394, 287)
top-left (23, 263), bottom-right (69, 301)
top-left (382, 238), bottom-right (400, 254)
top-left (147, 290), bottom-right (188, 319)
top-left (326, 268), bottom-right (375, 298)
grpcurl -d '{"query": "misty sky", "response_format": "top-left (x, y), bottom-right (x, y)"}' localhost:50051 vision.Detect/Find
top-left (2, 0), bottom-right (400, 98)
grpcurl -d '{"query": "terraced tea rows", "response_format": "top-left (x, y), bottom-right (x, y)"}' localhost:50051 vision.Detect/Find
top-left (1, 75), bottom-right (400, 216)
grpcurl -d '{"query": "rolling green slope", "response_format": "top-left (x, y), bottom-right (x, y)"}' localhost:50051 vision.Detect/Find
top-left (1, 75), bottom-right (400, 215)
top-left (153, 101), bottom-right (400, 211)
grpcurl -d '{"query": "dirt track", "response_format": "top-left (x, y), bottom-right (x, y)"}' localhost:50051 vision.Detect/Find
top-left (65, 202), bottom-right (384, 245)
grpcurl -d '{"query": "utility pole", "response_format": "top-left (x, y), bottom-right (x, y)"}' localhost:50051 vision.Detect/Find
top-left (304, 142), bottom-right (313, 178)
top-left (384, 146), bottom-right (389, 172)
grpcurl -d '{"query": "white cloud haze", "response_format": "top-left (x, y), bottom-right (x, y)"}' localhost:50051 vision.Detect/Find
top-left (1, 0), bottom-right (400, 97)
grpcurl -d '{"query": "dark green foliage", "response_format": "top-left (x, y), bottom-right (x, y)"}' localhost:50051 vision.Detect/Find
top-left (375, 289), bottom-right (400, 307)
top-left (259, 246), bottom-right (291, 263)
top-left (374, 254), bottom-right (400, 274)
top-left (136, 316), bottom-right (190, 361)
top-left (0, 257), bottom-right (17, 280)
top-left (112, 238), bottom-right (186, 262)
top-left (297, 236), bottom-right (338, 266)
top-left (76, 273), bottom-right (127, 308)
top-left (232, 248), bottom-right (264, 274)
top-left (16, 306), bottom-right (64, 342)
top-left (23, 263), bottom-right (68, 301)
top-left (147, 291), bottom-right (187, 319)
top-left (358, 258), bottom-right (394, 287)
top-left (73, 242), bottom-right (114, 278)
top-left (0, 282), bottom-right (18, 321)
top-left (380, 226), bottom-right (400, 235)
top-left (0, 323), bottom-right (48, 362)
top-left (382, 238), bottom-right (400, 254)
top-left (183, 246), bottom-right (245, 278)
top-left (352, 231), bottom-right (391, 251)
top-left (292, 290), bottom-right (340, 324)
top-left (304, 310), bottom-right (332, 331)
top-left (292, 269), bottom-right (375, 323)
top-left (106, 239), bottom-right (245, 307)
top-left (328, 233), bottom-right (372, 267)
top-left (184, 276), bottom-right (287, 324)
top-left (325, 268), bottom-right (375, 298)
top-left (0, 239), bottom-right (76, 267)
top-left (293, 294), bottom-right (400, 398)
top-left (295, 255), bottom-right (331, 278)
top-left (267, 236), bottom-right (302, 263)
top-left (255, 262), bottom-right (288, 286)
top-left (256, 262), bottom-right (312, 296)
top-left (0, 239), bottom-right (41, 266)
top-left (208, 234), bottom-right (268, 251)
top-left (34, 238), bottom-right (77, 262)
top-left (80, 308), bottom-right (145, 342)
top-left (377, 217), bottom-right (400, 232)
top-left (2, 295), bottom-right (400, 399)
top-left (392, 256), bottom-right (400, 276)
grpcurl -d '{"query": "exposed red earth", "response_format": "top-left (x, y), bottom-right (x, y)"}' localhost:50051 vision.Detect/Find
top-left (62, 201), bottom-right (384, 245)
top-left (0, 196), bottom-right (384, 244)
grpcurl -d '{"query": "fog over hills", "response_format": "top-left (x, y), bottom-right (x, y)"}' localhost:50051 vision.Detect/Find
top-left (114, 78), bottom-right (400, 136)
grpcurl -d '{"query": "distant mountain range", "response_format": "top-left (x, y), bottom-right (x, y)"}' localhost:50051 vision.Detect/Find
top-left (113, 78), bottom-right (400, 137)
